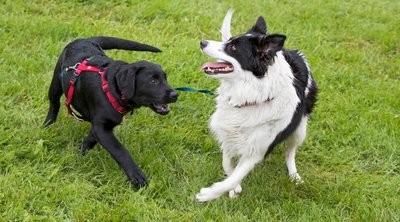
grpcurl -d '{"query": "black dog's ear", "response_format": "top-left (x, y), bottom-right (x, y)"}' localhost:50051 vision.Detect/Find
top-left (257, 34), bottom-right (286, 54)
top-left (115, 65), bottom-right (139, 103)
top-left (247, 16), bottom-right (267, 34)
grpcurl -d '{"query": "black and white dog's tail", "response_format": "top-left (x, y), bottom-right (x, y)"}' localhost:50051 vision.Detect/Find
top-left (89, 36), bottom-right (162, 53)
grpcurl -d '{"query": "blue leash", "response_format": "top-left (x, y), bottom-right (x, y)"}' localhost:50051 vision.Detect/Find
top-left (175, 87), bottom-right (215, 95)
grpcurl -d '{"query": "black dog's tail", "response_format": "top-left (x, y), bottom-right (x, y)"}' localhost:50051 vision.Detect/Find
top-left (89, 36), bottom-right (162, 53)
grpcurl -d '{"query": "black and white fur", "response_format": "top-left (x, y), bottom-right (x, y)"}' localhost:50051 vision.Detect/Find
top-left (196, 9), bottom-right (318, 202)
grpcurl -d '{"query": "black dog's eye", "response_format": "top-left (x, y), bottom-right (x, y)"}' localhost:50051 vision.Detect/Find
top-left (150, 79), bottom-right (160, 85)
top-left (230, 44), bottom-right (236, 51)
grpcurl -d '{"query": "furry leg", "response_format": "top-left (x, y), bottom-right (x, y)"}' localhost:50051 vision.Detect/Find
top-left (221, 149), bottom-right (242, 198)
top-left (196, 155), bottom-right (262, 202)
top-left (286, 117), bottom-right (308, 185)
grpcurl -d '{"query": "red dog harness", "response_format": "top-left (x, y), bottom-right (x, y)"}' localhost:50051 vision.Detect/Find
top-left (64, 59), bottom-right (128, 121)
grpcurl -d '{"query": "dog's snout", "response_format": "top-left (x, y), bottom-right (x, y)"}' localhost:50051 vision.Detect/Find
top-left (200, 40), bottom-right (209, 49)
top-left (169, 90), bottom-right (178, 102)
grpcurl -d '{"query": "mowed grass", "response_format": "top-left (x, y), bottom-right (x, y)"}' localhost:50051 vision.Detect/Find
top-left (1, 0), bottom-right (399, 221)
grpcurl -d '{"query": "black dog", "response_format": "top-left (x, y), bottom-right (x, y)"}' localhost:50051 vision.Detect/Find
top-left (44, 36), bottom-right (178, 187)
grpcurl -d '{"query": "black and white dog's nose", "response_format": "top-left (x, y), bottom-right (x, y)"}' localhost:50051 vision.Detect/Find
top-left (200, 40), bottom-right (209, 49)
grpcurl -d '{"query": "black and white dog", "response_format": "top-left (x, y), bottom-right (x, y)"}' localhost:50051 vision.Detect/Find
top-left (196, 9), bottom-right (318, 202)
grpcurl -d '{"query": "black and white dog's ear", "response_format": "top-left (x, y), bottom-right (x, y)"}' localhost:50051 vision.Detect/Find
top-left (247, 16), bottom-right (267, 34)
top-left (116, 65), bottom-right (139, 103)
top-left (258, 34), bottom-right (286, 53)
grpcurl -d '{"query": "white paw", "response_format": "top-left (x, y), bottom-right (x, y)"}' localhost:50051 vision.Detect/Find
top-left (290, 172), bottom-right (304, 185)
top-left (228, 184), bottom-right (242, 198)
top-left (195, 186), bottom-right (221, 202)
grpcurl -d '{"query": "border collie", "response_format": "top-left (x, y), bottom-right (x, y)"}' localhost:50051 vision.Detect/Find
top-left (196, 9), bottom-right (318, 202)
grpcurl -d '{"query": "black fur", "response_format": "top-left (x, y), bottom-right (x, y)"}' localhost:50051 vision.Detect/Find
top-left (43, 36), bottom-right (178, 188)
top-left (266, 50), bottom-right (318, 156)
top-left (247, 16), bottom-right (267, 34)
top-left (224, 17), bottom-right (286, 78)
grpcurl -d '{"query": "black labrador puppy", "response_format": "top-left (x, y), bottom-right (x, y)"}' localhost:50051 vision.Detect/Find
top-left (44, 36), bottom-right (178, 187)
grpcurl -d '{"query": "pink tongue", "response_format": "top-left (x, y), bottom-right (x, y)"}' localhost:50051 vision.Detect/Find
top-left (200, 62), bottom-right (230, 70)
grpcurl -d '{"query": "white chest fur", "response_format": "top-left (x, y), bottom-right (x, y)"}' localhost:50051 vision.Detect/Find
top-left (209, 53), bottom-right (300, 157)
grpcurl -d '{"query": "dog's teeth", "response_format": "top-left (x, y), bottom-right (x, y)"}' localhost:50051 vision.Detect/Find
top-left (204, 65), bottom-right (233, 73)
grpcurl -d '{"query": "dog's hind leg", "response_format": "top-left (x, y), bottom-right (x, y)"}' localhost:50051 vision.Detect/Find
top-left (81, 127), bottom-right (98, 155)
top-left (285, 116), bottom-right (308, 185)
top-left (43, 62), bottom-right (63, 127)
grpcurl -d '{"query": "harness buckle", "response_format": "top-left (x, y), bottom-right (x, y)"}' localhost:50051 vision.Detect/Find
top-left (65, 63), bottom-right (81, 72)
top-left (72, 62), bottom-right (81, 70)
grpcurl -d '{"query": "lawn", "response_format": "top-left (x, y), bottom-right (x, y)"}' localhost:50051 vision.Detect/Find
top-left (0, 0), bottom-right (399, 221)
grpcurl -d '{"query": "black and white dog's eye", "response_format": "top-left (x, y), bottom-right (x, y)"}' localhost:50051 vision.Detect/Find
top-left (150, 79), bottom-right (160, 85)
top-left (230, 45), bottom-right (236, 51)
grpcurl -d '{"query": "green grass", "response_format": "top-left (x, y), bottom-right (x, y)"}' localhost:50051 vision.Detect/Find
top-left (1, 0), bottom-right (399, 221)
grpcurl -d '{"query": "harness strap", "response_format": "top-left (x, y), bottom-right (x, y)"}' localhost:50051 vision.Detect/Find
top-left (99, 70), bottom-right (128, 114)
top-left (65, 71), bottom-right (84, 121)
top-left (64, 59), bottom-right (127, 121)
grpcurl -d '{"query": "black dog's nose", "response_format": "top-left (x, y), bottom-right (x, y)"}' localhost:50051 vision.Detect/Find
top-left (200, 40), bottom-right (208, 49)
top-left (169, 90), bottom-right (178, 102)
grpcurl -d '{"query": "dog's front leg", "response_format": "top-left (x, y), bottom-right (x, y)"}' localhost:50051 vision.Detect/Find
top-left (92, 124), bottom-right (148, 188)
top-left (196, 155), bottom-right (263, 202)
top-left (221, 148), bottom-right (242, 198)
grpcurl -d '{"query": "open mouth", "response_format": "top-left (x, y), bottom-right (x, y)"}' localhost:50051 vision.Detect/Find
top-left (200, 62), bottom-right (234, 75)
top-left (151, 103), bottom-right (169, 115)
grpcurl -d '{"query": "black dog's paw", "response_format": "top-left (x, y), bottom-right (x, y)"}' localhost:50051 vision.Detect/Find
top-left (80, 136), bottom-right (98, 155)
top-left (80, 144), bottom-right (89, 156)
top-left (131, 171), bottom-right (148, 188)
top-left (43, 118), bottom-right (55, 128)
top-left (80, 143), bottom-right (93, 155)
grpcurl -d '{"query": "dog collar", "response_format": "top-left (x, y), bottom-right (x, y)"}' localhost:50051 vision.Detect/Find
top-left (64, 59), bottom-right (128, 121)
top-left (233, 97), bottom-right (274, 108)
